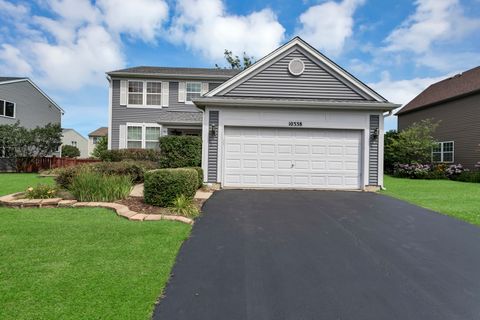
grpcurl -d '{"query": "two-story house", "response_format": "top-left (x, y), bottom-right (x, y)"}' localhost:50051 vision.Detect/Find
top-left (106, 67), bottom-right (239, 150)
top-left (397, 66), bottom-right (480, 169)
top-left (107, 37), bottom-right (398, 190)
top-left (0, 77), bottom-right (64, 171)
top-left (88, 126), bottom-right (108, 156)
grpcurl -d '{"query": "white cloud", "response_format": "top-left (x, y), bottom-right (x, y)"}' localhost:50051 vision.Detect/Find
top-left (32, 25), bottom-right (124, 90)
top-left (385, 0), bottom-right (480, 53)
top-left (0, 0), bottom-right (172, 90)
top-left (296, 0), bottom-right (365, 56)
top-left (0, 44), bottom-right (32, 75)
top-left (169, 0), bottom-right (285, 61)
top-left (369, 71), bottom-right (450, 106)
top-left (98, 0), bottom-right (169, 42)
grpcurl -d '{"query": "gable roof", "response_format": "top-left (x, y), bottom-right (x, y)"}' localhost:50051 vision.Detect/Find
top-left (206, 37), bottom-right (388, 102)
top-left (397, 66), bottom-right (480, 115)
top-left (107, 66), bottom-right (240, 80)
top-left (0, 77), bottom-right (65, 114)
top-left (62, 128), bottom-right (88, 142)
top-left (88, 127), bottom-right (108, 137)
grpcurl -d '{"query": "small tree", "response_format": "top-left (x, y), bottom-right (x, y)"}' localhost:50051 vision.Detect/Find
top-left (62, 145), bottom-right (80, 158)
top-left (389, 119), bottom-right (439, 165)
top-left (215, 50), bottom-right (254, 70)
top-left (383, 130), bottom-right (399, 173)
top-left (92, 136), bottom-right (108, 159)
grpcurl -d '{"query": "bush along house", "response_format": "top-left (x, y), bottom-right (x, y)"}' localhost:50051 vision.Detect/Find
top-left (107, 37), bottom-right (398, 190)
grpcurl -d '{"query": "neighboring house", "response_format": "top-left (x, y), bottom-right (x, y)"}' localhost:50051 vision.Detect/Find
top-left (61, 128), bottom-right (88, 158)
top-left (88, 126), bottom-right (108, 156)
top-left (107, 37), bottom-right (398, 190)
top-left (0, 76), bottom-right (64, 171)
top-left (0, 77), bottom-right (63, 128)
top-left (397, 66), bottom-right (480, 169)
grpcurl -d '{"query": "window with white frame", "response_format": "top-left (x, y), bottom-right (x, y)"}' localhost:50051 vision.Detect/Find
top-left (432, 141), bottom-right (454, 163)
top-left (0, 99), bottom-right (15, 118)
top-left (128, 81), bottom-right (143, 105)
top-left (127, 80), bottom-right (162, 107)
top-left (186, 82), bottom-right (202, 102)
top-left (127, 123), bottom-right (161, 149)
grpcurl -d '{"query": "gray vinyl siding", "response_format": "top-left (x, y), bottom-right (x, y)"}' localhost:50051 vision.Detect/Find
top-left (110, 79), bottom-right (220, 149)
top-left (0, 81), bottom-right (61, 129)
top-left (369, 115), bottom-right (380, 185)
top-left (207, 111), bottom-right (219, 182)
top-left (398, 92), bottom-right (480, 169)
top-left (222, 48), bottom-right (368, 100)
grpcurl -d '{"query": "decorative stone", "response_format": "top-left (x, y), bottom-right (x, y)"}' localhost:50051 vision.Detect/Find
top-left (129, 213), bottom-right (148, 221)
top-left (118, 209), bottom-right (137, 218)
top-left (40, 198), bottom-right (63, 207)
top-left (57, 200), bottom-right (78, 207)
top-left (23, 199), bottom-right (42, 207)
top-left (162, 215), bottom-right (194, 225)
top-left (144, 214), bottom-right (162, 221)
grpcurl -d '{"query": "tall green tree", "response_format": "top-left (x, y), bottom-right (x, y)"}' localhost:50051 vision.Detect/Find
top-left (216, 50), bottom-right (254, 70)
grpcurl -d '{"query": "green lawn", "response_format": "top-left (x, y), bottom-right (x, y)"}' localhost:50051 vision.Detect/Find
top-left (0, 207), bottom-right (191, 320)
top-left (0, 173), bottom-right (191, 319)
top-left (382, 175), bottom-right (480, 226)
top-left (0, 173), bottom-right (54, 196)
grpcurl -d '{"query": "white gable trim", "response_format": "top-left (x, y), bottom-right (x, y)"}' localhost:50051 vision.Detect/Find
top-left (206, 37), bottom-right (386, 102)
top-left (0, 78), bottom-right (65, 114)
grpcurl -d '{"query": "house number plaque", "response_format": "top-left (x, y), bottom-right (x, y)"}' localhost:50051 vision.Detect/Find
top-left (288, 121), bottom-right (303, 127)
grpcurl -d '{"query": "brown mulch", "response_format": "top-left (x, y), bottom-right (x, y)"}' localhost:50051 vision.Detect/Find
top-left (116, 196), bottom-right (206, 215)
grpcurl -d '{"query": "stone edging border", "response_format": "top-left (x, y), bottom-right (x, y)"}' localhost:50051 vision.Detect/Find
top-left (0, 192), bottom-right (194, 225)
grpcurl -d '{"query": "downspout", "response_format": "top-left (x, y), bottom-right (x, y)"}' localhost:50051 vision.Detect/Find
top-left (106, 75), bottom-right (113, 150)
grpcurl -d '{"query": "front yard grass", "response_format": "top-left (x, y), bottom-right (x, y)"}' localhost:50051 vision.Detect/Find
top-left (382, 175), bottom-right (480, 226)
top-left (0, 173), bottom-right (54, 196)
top-left (0, 207), bottom-right (191, 320)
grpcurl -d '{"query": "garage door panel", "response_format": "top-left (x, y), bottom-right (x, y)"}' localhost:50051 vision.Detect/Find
top-left (223, 127), bottom-right (361, 189)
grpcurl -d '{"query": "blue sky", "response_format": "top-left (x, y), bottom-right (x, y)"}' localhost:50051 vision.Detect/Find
top-left (1, 0), bottom-right (479, 136)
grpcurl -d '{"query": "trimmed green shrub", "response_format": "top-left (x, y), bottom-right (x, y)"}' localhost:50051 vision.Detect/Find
top-left (169, 194), bottom-right (200, 218)
top-left (70, 169), bottom-right (132, 202)
top-left (61, 145), bottom-right (80, 158)
top-left (159, 136), bottom-right (201, 168)
top-left (144, 168), bottom-right (198, 207)
top-left (188, 167), bottom-right (204, 188)
top-left (99, 148), bottom-right (161, 162)
top-left (89, 161), bottom-right (157, 183)
top-left (452, 171), bottom-right (480, 183)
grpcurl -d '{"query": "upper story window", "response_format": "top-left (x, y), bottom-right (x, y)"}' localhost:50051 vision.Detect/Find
top-left (186, 82), bottom-right (202, 102)
top-left (128, 81), bottom-right (144, 105)
top-left (127, 80), bottom-right (162, 107)
top-left (0, 99), bottom-right (15, 118)
top-left (432, 141), bottom-right (454, 163)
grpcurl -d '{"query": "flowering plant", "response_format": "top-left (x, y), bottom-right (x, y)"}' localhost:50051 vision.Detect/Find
top-left (25, 184), bottom-right (57, 199)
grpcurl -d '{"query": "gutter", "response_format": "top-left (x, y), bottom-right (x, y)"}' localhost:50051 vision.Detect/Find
top-left (107, 72), bottom-right (234, 81)
top-left (193, 97), bottom-right (400, 112)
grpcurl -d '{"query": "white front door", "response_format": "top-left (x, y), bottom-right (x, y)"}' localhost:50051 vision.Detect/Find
top-left (223, 127), bottom-right (362, 189)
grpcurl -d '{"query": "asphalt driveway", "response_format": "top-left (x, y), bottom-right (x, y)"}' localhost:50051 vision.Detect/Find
top-left (153, 190), bottom-right (480, 320)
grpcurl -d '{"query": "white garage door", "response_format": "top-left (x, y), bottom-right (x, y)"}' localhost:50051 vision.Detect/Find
top-left (223, 127), bottom-right (362, 189)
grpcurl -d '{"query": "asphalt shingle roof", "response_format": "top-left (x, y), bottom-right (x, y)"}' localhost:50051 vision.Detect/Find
top-left (107, 66), bottom-right (240, 77)
top-left (0, 76), bottom-right (27, 83)
top-left (88, 127), bottom-right (108, 137)
top-left (397, 66), bottom-right (480, 115)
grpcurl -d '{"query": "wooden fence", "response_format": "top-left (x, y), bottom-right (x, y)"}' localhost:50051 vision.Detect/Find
top-left (6, 157), bottom-right (102, 173)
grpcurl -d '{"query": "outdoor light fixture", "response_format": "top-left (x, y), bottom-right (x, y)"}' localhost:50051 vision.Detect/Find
top-left (209, 124), bottom-right (218, 137)
top-left (371, 128), bottom-right (379, 141)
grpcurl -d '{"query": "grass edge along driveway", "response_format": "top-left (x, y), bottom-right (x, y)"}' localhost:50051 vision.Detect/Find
top-left (0, 207), bottom-right (191, 320)
top-left (381, 175), bottom-right (480, 226)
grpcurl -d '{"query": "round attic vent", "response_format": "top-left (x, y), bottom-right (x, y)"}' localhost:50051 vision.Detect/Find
top-left (288, 58), bottom-right (305, 76)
